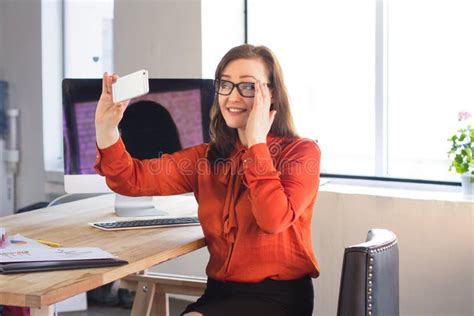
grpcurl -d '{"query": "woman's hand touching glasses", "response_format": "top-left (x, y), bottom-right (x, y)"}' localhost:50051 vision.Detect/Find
top-left (244, 81), bottom-right (277, 147)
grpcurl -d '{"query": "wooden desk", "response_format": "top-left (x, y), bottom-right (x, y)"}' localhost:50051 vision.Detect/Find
top-left (0, 194), bottom-right (205, 315)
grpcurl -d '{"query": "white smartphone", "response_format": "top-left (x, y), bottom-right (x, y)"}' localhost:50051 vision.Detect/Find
top-left (112, 69), bottom-right (149, 103)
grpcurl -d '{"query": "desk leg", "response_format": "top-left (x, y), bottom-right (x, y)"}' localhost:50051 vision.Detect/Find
top-left (153, 293), bottom-right (169, 316)
top-left (131, 281), bottom-right (156, 316)
top-left (30, 305), bottom-right (54, 316)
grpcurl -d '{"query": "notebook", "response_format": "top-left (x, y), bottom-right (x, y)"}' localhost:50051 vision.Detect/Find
top-left (0, 258), bottom-right (128, 274)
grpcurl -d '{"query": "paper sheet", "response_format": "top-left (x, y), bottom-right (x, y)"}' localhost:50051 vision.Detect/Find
top-left (0, 246), bottom-right (116, 263)
top-left (0, 233), bottom-right (115, 263)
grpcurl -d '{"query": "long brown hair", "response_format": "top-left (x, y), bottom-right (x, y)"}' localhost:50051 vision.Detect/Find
top-left (208, 44), bottom-right (298, 164)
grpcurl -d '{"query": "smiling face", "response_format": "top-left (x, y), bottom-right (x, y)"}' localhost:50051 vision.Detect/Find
top-left (218, 58), bottom-right (271, 130)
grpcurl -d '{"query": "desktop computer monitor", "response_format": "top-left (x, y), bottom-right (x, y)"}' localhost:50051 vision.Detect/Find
top-left (62, 78), bottom-right (215, 216)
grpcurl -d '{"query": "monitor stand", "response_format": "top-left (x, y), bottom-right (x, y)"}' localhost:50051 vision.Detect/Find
top-left (114, 194), bottom-right (169, 217)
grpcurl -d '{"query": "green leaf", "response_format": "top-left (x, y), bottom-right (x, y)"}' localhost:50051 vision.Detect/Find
top-left (466, 148), bottom-right (473, 161)
top-left (448, 123), bottom-right (474, 175)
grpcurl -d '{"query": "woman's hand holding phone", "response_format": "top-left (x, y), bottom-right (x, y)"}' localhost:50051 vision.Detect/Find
top-left (95, 72), bottom-right (130, 149)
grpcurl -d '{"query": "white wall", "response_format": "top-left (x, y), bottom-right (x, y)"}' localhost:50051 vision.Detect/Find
top-left (0, 0), bottom-right (47, 211)
top-left (151, 186), bottom-right (474, 316)
top-left (314, 187), bottom-right (473, 316)
top-left (114, 0), bottom-right (203, 78)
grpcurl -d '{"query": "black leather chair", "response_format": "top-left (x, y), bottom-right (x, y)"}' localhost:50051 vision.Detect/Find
top-left (337, 229), bottom-right (399, 316)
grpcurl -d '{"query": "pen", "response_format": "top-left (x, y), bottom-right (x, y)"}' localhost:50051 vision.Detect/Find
top-left (36, 239), bottom-right (62, 247)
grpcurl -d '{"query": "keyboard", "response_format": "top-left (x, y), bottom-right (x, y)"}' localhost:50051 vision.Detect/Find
top-left (90, 216), bottom-right (200, 231)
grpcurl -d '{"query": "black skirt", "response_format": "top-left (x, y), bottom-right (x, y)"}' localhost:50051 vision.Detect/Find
top-left (181, 276), bottom-right (314, 316)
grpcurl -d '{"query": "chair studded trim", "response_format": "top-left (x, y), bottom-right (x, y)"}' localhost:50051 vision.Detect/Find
top-left (366, 232), bottom-right (398, 316)
top-left (337, 229), bottom-right (399, 316)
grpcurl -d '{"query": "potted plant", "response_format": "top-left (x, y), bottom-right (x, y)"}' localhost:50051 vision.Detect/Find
top-left (448, 111), bottom-right (474, 195)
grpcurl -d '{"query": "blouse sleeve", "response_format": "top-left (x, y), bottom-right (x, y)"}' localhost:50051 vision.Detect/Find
top-left (242, 139), bottom-right (321, 234)
top-left (94, 137), bottom-right (207, 196)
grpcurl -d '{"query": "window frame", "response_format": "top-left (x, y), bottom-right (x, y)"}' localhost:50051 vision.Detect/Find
top-left (244, 0), bottom-right (461, 187)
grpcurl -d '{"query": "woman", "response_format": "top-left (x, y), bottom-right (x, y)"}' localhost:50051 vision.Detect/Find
top-left (94, 44), bottom-right (321, 316)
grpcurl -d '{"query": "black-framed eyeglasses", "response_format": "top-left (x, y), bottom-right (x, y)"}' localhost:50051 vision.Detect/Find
top-left (215, 79), bottom-right (269, 98)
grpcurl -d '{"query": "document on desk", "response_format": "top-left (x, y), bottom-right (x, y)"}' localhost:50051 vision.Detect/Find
top-left (0, 247), bottom-right (116, 263)
top-left (0, 233), bottom-right (128, 273)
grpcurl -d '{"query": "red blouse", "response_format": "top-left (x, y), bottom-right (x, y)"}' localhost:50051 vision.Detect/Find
top-left (94, 135), bottom-right (321, 282)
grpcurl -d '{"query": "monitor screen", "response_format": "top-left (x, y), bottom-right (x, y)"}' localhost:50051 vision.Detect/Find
top-left (62, 78), bottom-right (215, 195)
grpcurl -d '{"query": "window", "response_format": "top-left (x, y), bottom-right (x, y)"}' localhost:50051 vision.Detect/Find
top-left (42, 0), bottom-right (64, 172)
top-left (42, 0), bottom-right (114, 172)
top-left (248, 0), bottom-right (376, 176)
top-left (386, 0), bottom-right (474, 181)
top-left (63, 0), bottom-right (114, 78)
top-left (247, 0), bottom-right (474, 182)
